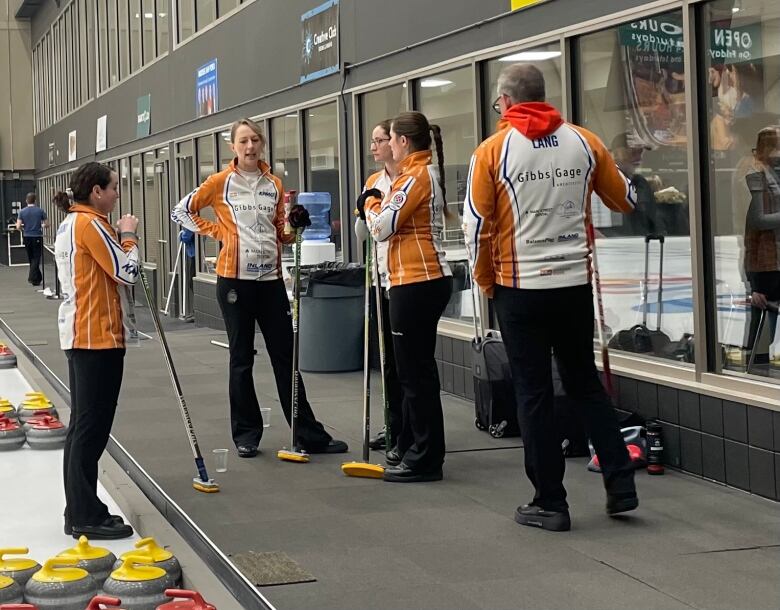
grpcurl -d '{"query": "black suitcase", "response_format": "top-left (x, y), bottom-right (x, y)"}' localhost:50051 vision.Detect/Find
top-left (608, 234), bottom-right (672, 355)
top-left (472, 333), bottom-right (521, 438)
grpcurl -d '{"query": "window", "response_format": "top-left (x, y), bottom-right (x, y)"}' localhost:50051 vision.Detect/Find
top-left (195, 0), bottom-right (216, 31)
top-left (271, 114), bottom-right (300, 193)
top-left (144, 150), bottom-right (160, 267)
top-left (131, 155), bottom-right (145, 257)
top-left (63, 10), bottom-right (71, 114)
top-left (219, 0), bottom-right (239, 17)
top-left (97, 0), bottom-right (109, 91)
top-left (142, 0), bottom-right (156, 64)
top-left (82, 0), bottom-right (94, 103)
top-left (359, 84), bottom-right (408, 182)
top-left (157, 0), bottom-right (169, 55)
top-left (130, 0), bottom-right (142, 72)
top-left (218, 129), bottom-right (234, 170)
top-left (177, 0), bottom-right (194, 42)
top-left (305, 103), bottom-right (342, 255)
top-left (196, 135), bottom-right (218, 273)
top-left (118, 0), bottom-right (130, 79)
top-left (119, 158), bottom-right (131, 218)
top-left (702, 0), bottom-right (780, 381)
top-left (576, 11), bottom-right (693, 363)
top-left (416, 66), bottom-right (476, 323)
top-left (108, 0), bottom-right (119, 87)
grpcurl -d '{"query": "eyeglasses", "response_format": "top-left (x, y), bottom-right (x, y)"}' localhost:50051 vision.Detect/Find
top-left (369, 138), bottom-right (390, 147)
top-left (492, 97), bottom-right (502, 115)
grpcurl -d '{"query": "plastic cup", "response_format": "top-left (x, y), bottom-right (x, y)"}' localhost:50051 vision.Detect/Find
top-left (213, 448), bottom-right (229, 473)
top-left (260, 407), bottom-right (271, 428)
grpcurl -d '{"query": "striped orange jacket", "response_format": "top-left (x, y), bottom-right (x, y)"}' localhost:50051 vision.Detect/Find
top-left (463, 102), bottom-right (635, 294)
top-left (54, 204), bottom-right (140, 350)
top-left (171, 159), bottom-right (291, 280)
top-left (365, 150), bottom-right (452, 287)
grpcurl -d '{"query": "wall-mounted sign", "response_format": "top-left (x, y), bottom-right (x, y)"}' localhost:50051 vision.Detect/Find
top-left (709, 22), bottom-right (761, 63)
top-left (96, 115), bottom-right (107, 152)
top-left (137, 94), bottom-right (151, 138)
top-left (48, 142), bottom-right (55, 167)
top-left (195, 59), bottom-right (218, 118)
top-left (68, 130), bottom-right (76, 162)
top-left (300, 0), bottom-right (339, 84)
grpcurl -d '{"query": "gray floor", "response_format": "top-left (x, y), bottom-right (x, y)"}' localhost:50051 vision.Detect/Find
top-left (2, 265), bottom-right (779, 610)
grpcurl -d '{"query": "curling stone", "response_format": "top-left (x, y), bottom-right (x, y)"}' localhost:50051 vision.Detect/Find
top-left (21, 412), bottom-right (59, 431)
top-left (24, 557), bottom-right (97, 610)
top-left (0, 417), bottom-right (25, 451)
top-left (0, 399), bottom-right (18, 422)
top-left (56, 537), bottom-right (116, 587)
top-left (0, 575), bottom-right (23, 605)
top-left (156, 589), bottom-right (215, 610)
top-left (0, 344), bottom-right (17, 369)
top-left (113, 540), bottom-right (180, 589)
top-left (85, 595), bottom-right (124, 609)
top-left (26, 416), bottom-right (67, 450)
top-left (16, 399), bottom-right (57, 424)
top-left (102, 555), bottom-right (171, 610)
top-left (0, 549), bottom-right (41, 587)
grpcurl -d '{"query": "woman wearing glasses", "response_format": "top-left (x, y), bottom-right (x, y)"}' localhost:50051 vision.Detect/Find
top-left (360, 111), bottom-right (453, 483)
top-left (355, 120), bottom-right (404, 459)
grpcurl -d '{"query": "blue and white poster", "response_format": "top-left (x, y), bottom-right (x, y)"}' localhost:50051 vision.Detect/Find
top-left (195, 59), bottom-right (218, 118)
top-left (300, 0), bottom-right (339, 84)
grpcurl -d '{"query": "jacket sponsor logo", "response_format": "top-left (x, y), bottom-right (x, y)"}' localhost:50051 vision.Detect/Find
top-left (388, 191), bottom-right (407, 210)
top-left (256, 190), bottom-right (277, 198)
top-left (525, 207), bottom-right (554, 217)
top-left (557, 232), bottom-right (579, 242)
top-left (231, 202), bottom-right (275, 213)
top-left (517, 167), bottom-right (583, 184)
top-left (543, 254), bottom-right (566, 261)
top-left (540, 267), bottom-right (565, 276)
top-left (526, 237), bottom-right (555, 245)
top-left (558, 200), bottom-right (578, 218)
top-left (246, 262), bottom-right (273, 272)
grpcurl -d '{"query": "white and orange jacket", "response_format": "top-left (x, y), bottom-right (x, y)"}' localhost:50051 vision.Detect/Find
top-left (54, 204), bottom-right (140, 350)
top-left (365, 150), bottom-right (452, 287)
top-left (171, 159), bottom-right (292, 280)
top-left (355, 168), bottom-right (392, 288)
top-left (463, 102), bottom-right (636, 294)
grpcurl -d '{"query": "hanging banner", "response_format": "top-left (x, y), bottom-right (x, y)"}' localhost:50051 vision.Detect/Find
top-left (300, 0), bottom-right (339, 84)
top-left (195, 59), bottom-right (218, 118)
top-left (136, 94), bottom-right (151, 138)
top-left (96, 115), bottom-right (107, 152)
top-left (68, 131), bottom-right (77, 162)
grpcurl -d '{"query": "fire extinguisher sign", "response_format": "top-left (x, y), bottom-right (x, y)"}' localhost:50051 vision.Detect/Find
top-left (300, 0), bottom-right (340, 84)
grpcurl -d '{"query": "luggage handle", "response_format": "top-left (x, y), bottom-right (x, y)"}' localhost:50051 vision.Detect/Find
top-left (642, 234), bottom-right (665, 331)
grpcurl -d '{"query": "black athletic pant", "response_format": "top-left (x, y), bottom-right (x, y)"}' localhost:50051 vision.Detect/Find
top-left (24, 236), bottom-right (43, 285)
top-left (493, 283), bottom-right (633, 512)
top-left (64, 348), bottom-right (125, 527)
top-left (389, 276), bottom-right (452, 471)
top-left (370, 286), bottom-right (403, 447)
top-left (216, 277), bottom-right (332, 450)
top-left (746, 271), bottom-right (780, 363)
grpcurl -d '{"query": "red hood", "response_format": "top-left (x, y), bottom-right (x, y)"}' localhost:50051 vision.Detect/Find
top-left (500, 102), bottom-right (564, 140)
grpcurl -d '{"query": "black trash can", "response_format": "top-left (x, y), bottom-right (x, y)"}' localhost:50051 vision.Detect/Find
top-left (299, 263), bottom-right (365, 372)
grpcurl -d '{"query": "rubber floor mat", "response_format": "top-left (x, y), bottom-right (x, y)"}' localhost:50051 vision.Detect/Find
top-left (230, 551), bottom-right (316, 586)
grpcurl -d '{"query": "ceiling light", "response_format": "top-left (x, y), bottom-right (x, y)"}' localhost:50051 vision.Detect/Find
top-left (144, 12), bottom-right (154, 18)
top-left (285, 113), bottom-right (297, 118)
top-left (499, 50), bottom-right (561, 62)
top-left (158, 12), bottom-right (167, 18)
top-left (420, 79), bottom-right (454, 88)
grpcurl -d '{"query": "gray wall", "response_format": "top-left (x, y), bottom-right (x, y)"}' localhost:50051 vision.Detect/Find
top-left (1, 0), bottom-right (33, 171)
top-left (31, 0), bottom-right (652, 174)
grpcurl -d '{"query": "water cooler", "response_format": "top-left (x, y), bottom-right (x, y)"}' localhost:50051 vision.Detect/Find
top-left (297, 192), bottom-right (336, 265)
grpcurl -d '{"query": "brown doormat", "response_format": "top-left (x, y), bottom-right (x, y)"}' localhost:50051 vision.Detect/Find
top-left (230, 551), bottom-right (316, 587)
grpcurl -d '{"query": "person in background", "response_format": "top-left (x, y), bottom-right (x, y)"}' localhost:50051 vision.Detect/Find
top-left (15, 192), bottom-right (48, 286)
top-left (354, 119), bottom-right (404, 456)
top-left (611, 133), bottom-right (657, 236)
top-left (362, 111), bottom-right (453, 483)
top-left (171, 118), bottom-right (347, 458)
top-left (53, 162), bottom-right (139, 539)
top-left (464, 64), bottom-right (638, 531)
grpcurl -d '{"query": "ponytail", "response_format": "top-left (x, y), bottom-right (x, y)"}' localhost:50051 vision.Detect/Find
top-left (53, 188), bottom-right (73, 213)
top-left (429, 123), bottom-right (453, 220)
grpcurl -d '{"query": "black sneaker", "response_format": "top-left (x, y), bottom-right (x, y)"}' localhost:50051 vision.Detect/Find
top-left (237, 445), bottom-right (259, 458)
top-left (606, 492), bottom-right (639, 515)
top-left (369, 427), bottom-right (387, 451)
top-left (306, 439), bottom-right (348, 454)
top-left (385, 446), bottom-right (403, 467)
top-left (514, 504), bottom-right (571, 531)
top-left (72, 517), bottom-right (133, 540)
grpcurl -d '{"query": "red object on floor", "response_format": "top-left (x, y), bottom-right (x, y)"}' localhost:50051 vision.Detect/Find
top-left (627, 444), bottom-right (644, 462)
top-left (0, 605), bottom-right (39, 609)
top-left (157, 589), bottom-right (217, 610)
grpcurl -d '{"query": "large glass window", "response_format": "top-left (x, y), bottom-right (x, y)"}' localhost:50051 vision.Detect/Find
top-left (359, 84), bottom-right (408, 181)
top-left (118, 0), bottom-right (130, 79)
top-left (271, 114), bottom-right (300, 193)
top-left (219, 130), bottom-right (234, 170)
top-left (156, 1), bottom-right (169, 55)
top-left (97, 0), bottom-right (109, 91)
top-left (219, 0), bottom-right (239, 17)
top-left (130, 0), bottom-right (142, 72)
top-left (576, 11), bottom-right (693, 363)
top-left (119, 157), bottom-right (131, 218)
top-left (305, 102), bottom-right (342, 256)
top-left (703, 0), bottom-right (780, 381)
top-left (196, 136), bottom-right (218, 274)
top-left (195, 0), bottom-right (217, 31)
top-left (83, 0), bottom-right (94, 103)
top-left (177, 0), bottom-right (194, 41)
top-left (416, 66), bottom-right (476, 323)
top-left (130, 155), bottom-right (144, 258)
top-left (144, 150), bottom-right (160, 268)
top-left (482, 43), bottom-right (563, 135)
top-left (142, 0), bottom-right (156, 64)
top-left (107, 0), bottom-right (119, 87)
